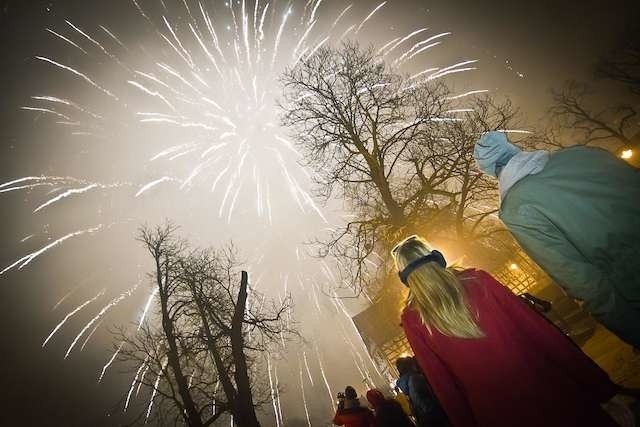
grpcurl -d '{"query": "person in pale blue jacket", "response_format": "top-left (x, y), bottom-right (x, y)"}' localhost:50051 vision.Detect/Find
top-left (474, 131), bottom-right (640, 348)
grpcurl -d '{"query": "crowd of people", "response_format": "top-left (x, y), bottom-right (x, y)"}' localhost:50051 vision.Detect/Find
top-left (332, 133), bottom-right (640, 427)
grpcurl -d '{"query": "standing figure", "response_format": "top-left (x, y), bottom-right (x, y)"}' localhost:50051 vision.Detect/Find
top-left (474, 131), bottom-right (640, 348)
top-left (332, 386), bottom-right (375, 427)
top-left (395, 357), bottom-right (448, 427)
top-left (365, 388), bottom-right (415, 427)
top-left (392, 235), bottom-right (622, 427)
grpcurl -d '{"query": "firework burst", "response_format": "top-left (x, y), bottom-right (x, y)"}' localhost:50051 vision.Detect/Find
top-left (0, 0), bottom-right (492, 423)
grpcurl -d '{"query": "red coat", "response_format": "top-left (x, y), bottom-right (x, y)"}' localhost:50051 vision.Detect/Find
top-left (401, 269), bottom-right (618, 427)
top-left (333, 404), bottom-right (375, 427)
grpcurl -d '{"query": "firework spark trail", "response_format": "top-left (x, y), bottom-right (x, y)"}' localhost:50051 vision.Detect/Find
top-left (20, 106), bottom-right (73, 121)
top-left (355, 1), bottom-right (386, 34)
top-left (329, 3), bottom-right (353, 34)
top-left (305, 36), bottom-right (329, 61)
top-left (80, 319), bottom-right (104, 351)
top-left (51, 286), bottom-right (78, 311)
top-left (32, 95), bottom-right (103, 119)
top-left (125, 356), bottom-right (149, 412)
top-left (136, 362), bottom-right (151, 397)
top-left (0, 175), bottom-right (86, 191)
top-left (1, 224), bottom-right (106, 276)
top-left (145, 359), bottom-right (168, 424)
top-left (65, 281), bottom-right (140, 359)
top-left (274, 362), bottom-right (284, 423)
top-left (394, 32), bottom-right (451, 65)
top-left (226, 180), bottom-right (244, 223)
top-left (314, 343), bottom-right (335, 411)
top-left (445, 108), bottom-right (475, 114)
top-left (428, 60), bottom-right (478, 80)
top-left (98, 340), bottom-right (125, 383)
top-left (383, 28), bottom-right (428, 57)
top-left (495, 129), bottom-right (533, 134)
top-left (100, 25), bottom-right (130, 51)
top-left (135, 176), bottom-right (179, 197)
top-left (446, 89), bottom-right (489, 100)
top-left (0, 183), bottom-right (60, 194)
top-left (402, 41), bottom-right (441, 64)
top-left (342, 310), bottom-right (384, 380)
top-left (64, 20), bottom-right (130, 71)
top-left (271, 6), bottom-right (291, 67)
top-left (292, 19), bottom-right (317, 62)
top-left (162, 16), bottom-right (195, 68)
top-left (303, 351), bottom-right (314, 386)
top-left (42, 288), bottom-right (106, 347)
top-left (331, 294), bottom-right (381, 383)
top-left (35, 56), bottom-right (118, 100)
top-left (128, 80), bottom-right (178, 112)
top-left (309, 0), bottom-right (323, 23)
top-left (189, 23), bottom-right (224, 78)
top-left (33, 183), bottom-right (103, 213)
top-left (149, 143), bottom-right (193, 161)
top-left (138, 288), bottom-right (159, 330)
top-left (299, 357), bottom-right (312, 427)
top-left (310, 281), bottom-right (323, 315)
top-left (267, 356), bottom-right (281, 427)
top-left (376, 36), bottom-right (401, 57)
top-left (408, 67), bottom-right (439, 80)
top-left (46, 28), bottom-right (89, 54)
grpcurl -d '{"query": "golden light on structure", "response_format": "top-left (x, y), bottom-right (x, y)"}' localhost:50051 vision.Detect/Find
top-left (621, 149), bottom-right (633, 159)
top-left (509, 263), bottom-right (519, 271)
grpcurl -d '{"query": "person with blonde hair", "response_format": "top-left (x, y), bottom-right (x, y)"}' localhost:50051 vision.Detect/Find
top-left (392, 235), bottom-right (623, 427)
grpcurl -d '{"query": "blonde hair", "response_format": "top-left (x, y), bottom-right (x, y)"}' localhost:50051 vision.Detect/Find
top-left (392, 235), bottom-right (483, 339)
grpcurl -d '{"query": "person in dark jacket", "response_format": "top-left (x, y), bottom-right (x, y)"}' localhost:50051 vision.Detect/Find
top-left (366, 388), bottom-right (415, 427)
top-left (333, 386), bottom-right (375, 427)
top-left (474, 131), bottom-right (640, 348)
top-left (396, 357), bottom-right (448, 427)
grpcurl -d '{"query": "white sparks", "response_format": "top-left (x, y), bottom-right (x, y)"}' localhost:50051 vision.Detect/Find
top-left (98, 341), bottom-right (125, 383)
top-left (35, 56), bottom-right (119, 100)
top-left (1, 225), bottom-right (106, 276)
top-left (135, 177), bottom-right (178, 197)
top-left (64, 281), bottom-right (139, 359)
top-left (138, 288), bottom-right (159, 330)
top-left (42, 288), bottom-right (106, 348)
top-left (355, 1), bottom-right (387, 34)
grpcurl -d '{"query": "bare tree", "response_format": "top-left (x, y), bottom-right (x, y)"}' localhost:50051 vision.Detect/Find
top-left (280, 42), bottom-right (522, 293)
top-left (546, 29), bottom-right (640, 154)
top-left (547, 81), bottom-right (638, 151)
top-left (116, 224), bottom-right (293, 426)
top-left (595, 27), bottom-right (640, 95)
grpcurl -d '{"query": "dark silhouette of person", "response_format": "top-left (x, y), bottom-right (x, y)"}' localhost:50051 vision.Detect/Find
top-left (396, 357), bottom-right (448, 427)
top-left (365, 388), bottom-right (415, 427)
top-left (332, 386), bottom-right (375, 427)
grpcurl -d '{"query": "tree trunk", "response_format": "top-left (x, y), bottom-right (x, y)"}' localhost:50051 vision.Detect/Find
top-left (230, 271), bottom-right (260, 427)
top-left (156, 259), bottom-right (204, 427)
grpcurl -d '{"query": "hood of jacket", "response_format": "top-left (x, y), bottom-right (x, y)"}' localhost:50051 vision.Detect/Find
top-left (499, 150), bottom-right (550, 201)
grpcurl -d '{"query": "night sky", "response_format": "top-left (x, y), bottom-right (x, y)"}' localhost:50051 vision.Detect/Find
top-left (0, 0), bottom-right (638, 426)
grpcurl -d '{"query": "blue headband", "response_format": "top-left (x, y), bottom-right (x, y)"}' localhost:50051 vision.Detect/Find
top-left (398, 250), bottom-right (447, 286)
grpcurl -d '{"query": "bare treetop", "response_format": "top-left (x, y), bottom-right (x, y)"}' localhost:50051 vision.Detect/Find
top-left (280, 43), bottom-right (522, 293)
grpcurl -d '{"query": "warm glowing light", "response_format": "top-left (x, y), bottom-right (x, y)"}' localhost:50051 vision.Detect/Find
top-left (509, 263), bottom-right (518, 270)
top-left (621, 149), bottom-right (633, 159)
